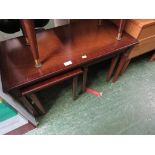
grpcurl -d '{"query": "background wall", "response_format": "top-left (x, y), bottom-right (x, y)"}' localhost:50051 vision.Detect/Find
top-left (0, 19), bottom-right (70, 41)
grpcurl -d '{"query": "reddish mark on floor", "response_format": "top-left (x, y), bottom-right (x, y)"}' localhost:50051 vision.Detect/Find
top-left (85, 88), bottom-right (102, 97)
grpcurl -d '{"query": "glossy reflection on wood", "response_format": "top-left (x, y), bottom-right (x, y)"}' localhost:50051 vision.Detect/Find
top-left (20, 19), bottom-right (42, 68)
top-left (21, 68), bottom-right (83, 104)
top-left (0, 20), bottom-right (138, 116)
top-left (20, 20), bottom-right (29, 45)
top-left (0, 20), bottom-right (137, 94)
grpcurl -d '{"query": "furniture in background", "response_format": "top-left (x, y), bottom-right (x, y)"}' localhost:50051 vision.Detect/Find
top-left (111, 19), bottom-right (155, 80)
top-left (71, 19), bottom-right (127, 40)
top-left (0, 20), bottom-right (137, 116)
top-left (0, 19), bottom-right (49, 34)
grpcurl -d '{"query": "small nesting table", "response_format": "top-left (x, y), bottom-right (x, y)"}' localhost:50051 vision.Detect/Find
top-left (21, 69), bottom-right (83, 115)
top-left (0, 20), bottom-right (137, 117)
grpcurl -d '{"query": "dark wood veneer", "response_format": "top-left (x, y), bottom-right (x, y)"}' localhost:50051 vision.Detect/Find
top-left (21, 69), bottom-right (83, 95)
top-left (0, 20), bottom-right (137, 93)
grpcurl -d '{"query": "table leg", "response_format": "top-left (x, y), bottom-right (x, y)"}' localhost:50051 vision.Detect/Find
top-left (20, 19), bottom-right (42, 68)
top-left (149, 53), bottom-right (155, 61)
top-left (120, 59), bottom-right (131, 76)
top-left (20, 20), bottom-right (29, 45)
top-left (72, 76), bottom-right (78, 100)
top-left (106, 55), bottom-right (119, 82)
top-left (82, 67), bottom-right (88, 92)
top-left (116, 19), bottom-right (127, 40)
top-left (28, 94), bottom-right (46, 114)
top-left (20, 96), bottom-right (38, 116)
top-left (112, 53), bottom-right (127, 82)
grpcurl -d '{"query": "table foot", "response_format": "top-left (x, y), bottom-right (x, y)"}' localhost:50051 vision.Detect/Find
top-left (116, 32), bottom-right (122, 40)
top-left (35, 59), bottom-right (42, 68)
top-left (116, 19), bottom-right (127, 40)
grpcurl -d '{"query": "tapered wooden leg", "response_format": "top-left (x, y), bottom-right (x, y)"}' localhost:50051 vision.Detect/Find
top-left (106, 55), bottom-right (119, 82)
top-left (20, 19), bottom-right (42, 68)
top-left (149, 53), bottom-right (155, 61)
top-left (113, 53), bottom-right (126, 82)
top-left (20, 20), bottom-right (29, 45)
top-left (72, 76), bottom-right (78, 100)
top-left (29, 94), bottom-right (46, 114)
top-left (120, 59), bottom-right (131, 76)
top-left (116, 19), bottom-right (127, 40)
top-left (82, 67), bottom-right (88, 92)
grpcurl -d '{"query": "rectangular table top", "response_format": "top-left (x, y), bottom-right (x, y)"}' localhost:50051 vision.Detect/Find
top-left (0, 20), bottom-right (138, 92)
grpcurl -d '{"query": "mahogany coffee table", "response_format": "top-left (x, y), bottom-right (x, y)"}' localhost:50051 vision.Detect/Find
top-left (0, 20), bottom-right (137, 116)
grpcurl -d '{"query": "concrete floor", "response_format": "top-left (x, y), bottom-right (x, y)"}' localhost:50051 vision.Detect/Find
top-left (27, 52), bottom-right (155, 135)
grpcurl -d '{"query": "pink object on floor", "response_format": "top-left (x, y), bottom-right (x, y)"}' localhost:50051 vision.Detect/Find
top-left (85, 88), bottom-right (102, 97)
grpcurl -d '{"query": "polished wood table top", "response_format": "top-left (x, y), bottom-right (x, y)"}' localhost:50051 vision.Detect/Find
top-left (0, 20), bottom-right (137, 92)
